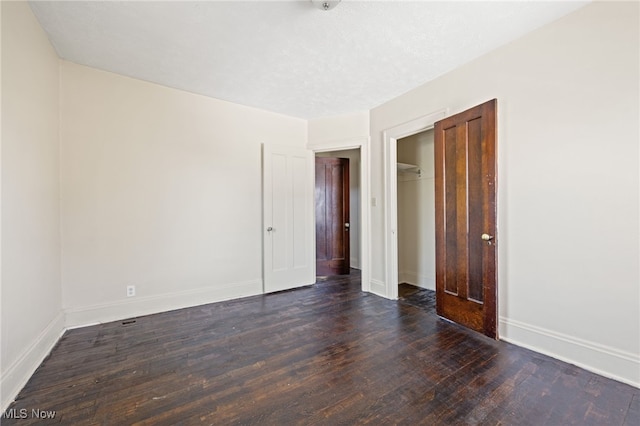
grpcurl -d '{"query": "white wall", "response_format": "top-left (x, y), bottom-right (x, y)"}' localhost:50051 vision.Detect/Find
top-left (316, 149), bottom-right (361, 269)
top-left (370, 1), bottom-right (639, 386)
top-left (397, 130), bottom-right (435, 290)
top-left (1, 1), bottom-right (64, 410)
top-left (60, 62), bottom-right (307, 326)
top-left (308, 112), bottom-right (369, 145)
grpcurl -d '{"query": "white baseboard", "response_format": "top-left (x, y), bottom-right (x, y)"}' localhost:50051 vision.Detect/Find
top-left (1, 312), bottom-right (66, 412)
top-left (350, 257), bottom-right (360, 269)
top-left (500, 316), bottom-right (640, 388)
top-left (369, 279), bottom-right (387, 298)
top-left (65, 279), bottom-right (262, 328)
top-left (398, 270), bottom-right (435, 291)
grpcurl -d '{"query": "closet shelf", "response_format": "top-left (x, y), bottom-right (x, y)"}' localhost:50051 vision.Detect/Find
top-left (397, 162), bottom-right (422, 176)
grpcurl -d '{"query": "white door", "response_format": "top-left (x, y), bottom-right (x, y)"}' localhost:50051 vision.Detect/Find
top-left (263, 144), bottom-right (315, 293)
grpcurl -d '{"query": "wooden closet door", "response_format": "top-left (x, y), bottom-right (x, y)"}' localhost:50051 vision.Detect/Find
top-left (434, 99), bottom-right (498, 338)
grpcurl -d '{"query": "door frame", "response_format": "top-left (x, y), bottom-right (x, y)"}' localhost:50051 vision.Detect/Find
top-left (309, 137), bottom-right (370, 293)
top-left (383, 110), bottom-right (447, 300)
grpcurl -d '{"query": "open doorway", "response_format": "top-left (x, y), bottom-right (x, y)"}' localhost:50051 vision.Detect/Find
top-left (396, 130), bottom-right (435, 304)
top-left (384, 100), bottom-right (498, 338)
top-left (315, 149), bottom-right (362, 277)
top-left (383, 109), bottom-right (445, 300)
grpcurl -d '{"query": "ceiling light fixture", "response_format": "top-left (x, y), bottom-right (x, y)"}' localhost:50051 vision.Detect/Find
top-left (311, 0), bottom-right (341, 11)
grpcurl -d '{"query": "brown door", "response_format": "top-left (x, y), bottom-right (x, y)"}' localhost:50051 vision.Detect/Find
top-left (434, 99), bottom-right (498, 338)
top-left (315, 157), bottom-right (350, 276)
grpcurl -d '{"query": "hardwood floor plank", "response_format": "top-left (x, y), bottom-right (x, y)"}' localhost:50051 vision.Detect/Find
top-left (623, 393), bottom-right (640, 426)
top-left (3, 274), bottom-right (637, 425)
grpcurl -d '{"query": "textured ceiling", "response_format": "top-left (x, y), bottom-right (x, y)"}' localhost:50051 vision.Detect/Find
top-left (29, 1), bottom-right (588, 119)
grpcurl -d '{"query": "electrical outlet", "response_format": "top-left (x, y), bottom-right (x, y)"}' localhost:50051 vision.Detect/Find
top-left (126, 285), bottom-right (136, 297)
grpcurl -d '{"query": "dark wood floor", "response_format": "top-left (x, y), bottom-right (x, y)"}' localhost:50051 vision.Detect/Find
top-left (4, 271), bottom-right (639, 425)
top-left (398, 282), bottom-right (436, 311)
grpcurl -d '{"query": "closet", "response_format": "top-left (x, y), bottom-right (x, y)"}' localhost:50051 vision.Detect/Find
top-left (397, 129), bottom-right (436, 291)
